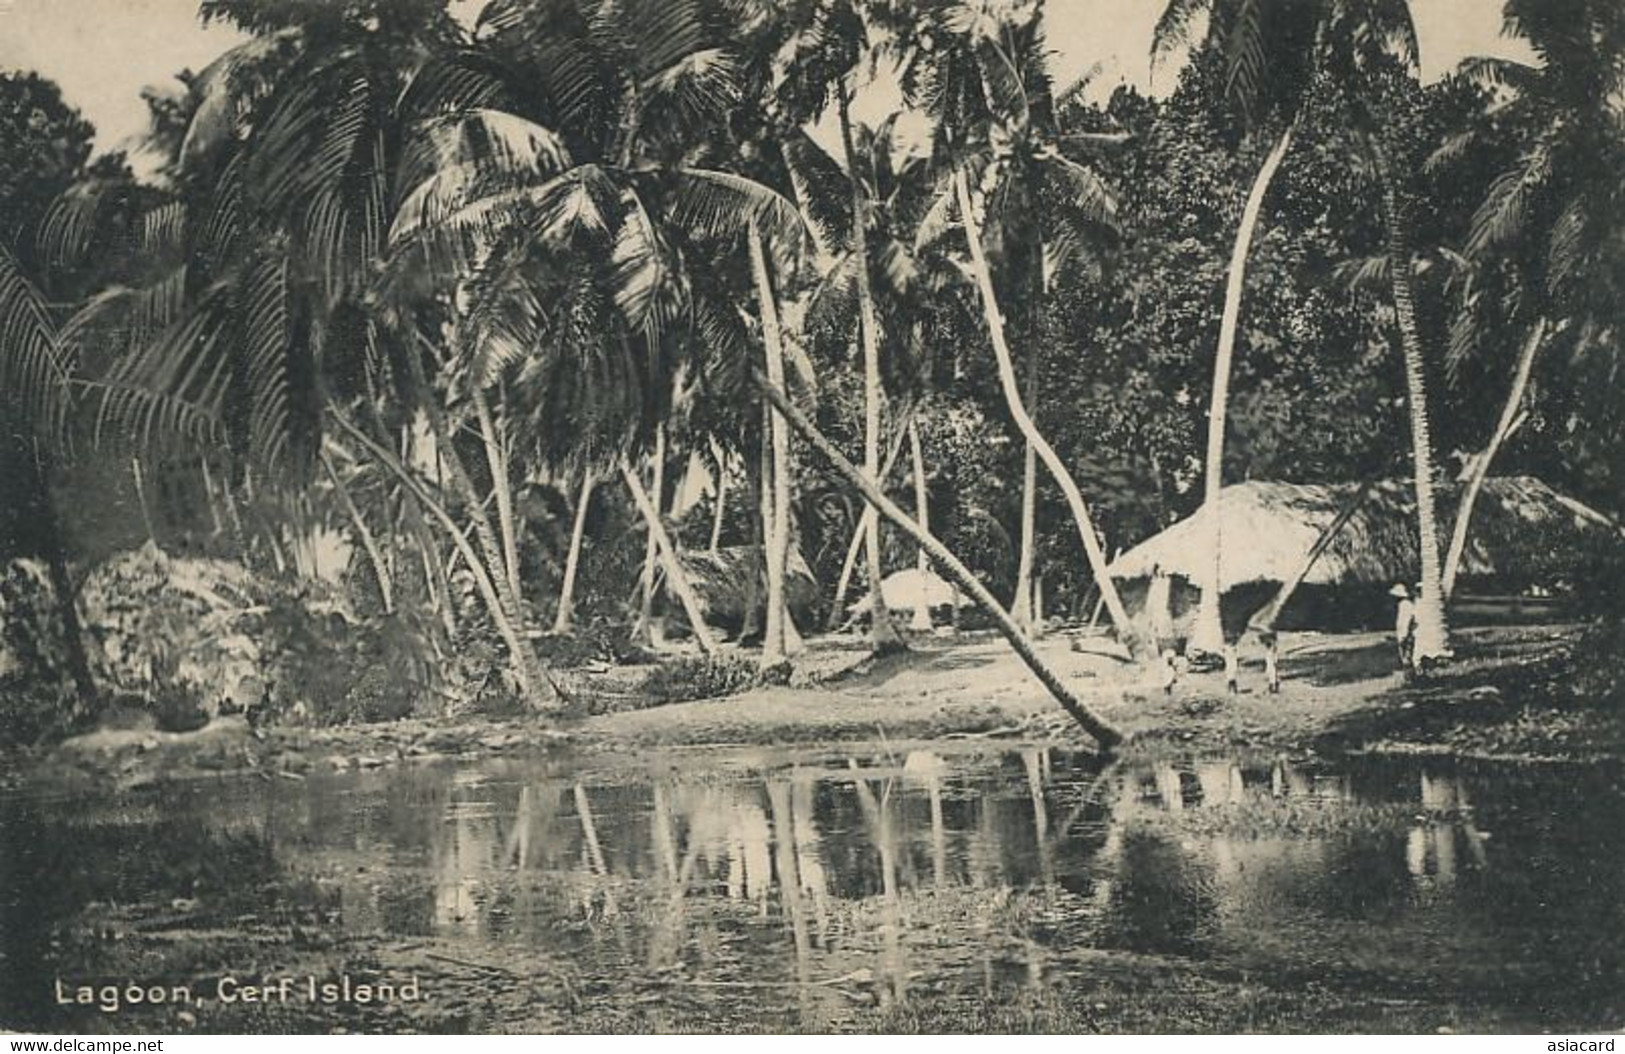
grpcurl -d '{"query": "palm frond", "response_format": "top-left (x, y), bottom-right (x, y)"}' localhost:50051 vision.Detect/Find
top-left (0, 245), bottom-right (72, 442)
top-left (673, 168), bottom-right (809, 253)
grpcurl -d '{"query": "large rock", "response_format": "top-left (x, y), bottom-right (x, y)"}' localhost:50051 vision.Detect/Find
top-left (77, 543), bottom-right (269, 725)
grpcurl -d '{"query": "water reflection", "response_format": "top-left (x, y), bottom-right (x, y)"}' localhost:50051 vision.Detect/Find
top-left (3, 745), bottom-right (1623, 1030)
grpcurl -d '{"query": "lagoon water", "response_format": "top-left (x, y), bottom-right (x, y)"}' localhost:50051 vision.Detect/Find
top-left (3, 743), bottom-right (1622, 1031)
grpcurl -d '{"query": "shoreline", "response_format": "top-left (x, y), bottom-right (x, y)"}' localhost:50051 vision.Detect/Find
top-left (4, 622), bottom-right (1614, 795)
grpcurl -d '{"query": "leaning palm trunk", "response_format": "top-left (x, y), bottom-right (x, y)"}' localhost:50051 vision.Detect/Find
top-left (1375, 145), bottom-right (1450, 662)
top-left (748, 221), bottom-right (795, 664)
top-left (1247, 474), bottom-right (1380, 634)
top-left (829, 406), bottom-right (914, 628)
top-left (331, 409), bottom-right (549, 704)
top-left (552, 467), bottom-right (596, 634)
top-left (840, 89), bottom-right (906, 655)
top-left (1191, 124), bottom-right (1295, 656)
top-left (1442, 318), bottom-right (1546, 599)
top-left (472, 386), bottom-right (522, 602)
top-left (758, 374), bottom-right (1123, 750)
top-left (620, 461), bottom-right (718, 656)
top-left (954, 171), bottom-right (1143, 658)
top-left (321, 450), bottom-right (394, 614)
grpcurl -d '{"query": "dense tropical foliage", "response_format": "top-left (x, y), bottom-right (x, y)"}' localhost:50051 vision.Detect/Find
top-left (1, 0), bottom-right (1621, 745)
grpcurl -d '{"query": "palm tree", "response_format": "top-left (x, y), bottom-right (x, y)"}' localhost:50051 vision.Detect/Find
top-left (908, 0), bottom-right (1144, 656)
top-left (1433, 0), bottom-right (1625, 598)
top-left (0, 244), bottom-right (99, 715)
top-left (1152, 0), bottom-right (1437, 656)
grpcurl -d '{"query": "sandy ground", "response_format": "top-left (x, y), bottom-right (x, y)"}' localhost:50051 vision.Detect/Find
top-left (580, 622), bottom-right (1605, 760)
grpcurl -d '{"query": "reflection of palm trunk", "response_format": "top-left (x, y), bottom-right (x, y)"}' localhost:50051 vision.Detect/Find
top-left (851, 766), bottom-right (906, 1005)
top-left (574, 784), bottom-right (618, 917)
top-left (766, 781), bottom-right (812, 994)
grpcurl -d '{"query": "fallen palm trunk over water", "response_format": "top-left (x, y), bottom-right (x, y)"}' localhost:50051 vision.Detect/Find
top-left (756, 374), bottom-right (1124, 751)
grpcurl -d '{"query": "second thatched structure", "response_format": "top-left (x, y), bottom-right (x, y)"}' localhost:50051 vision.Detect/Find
top-left (1107, 476), bottom-right (1621, 634)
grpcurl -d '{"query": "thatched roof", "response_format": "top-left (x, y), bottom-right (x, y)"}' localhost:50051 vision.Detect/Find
top-left (848, 567), bottom-right (960, 616)
top-left (1108, 476), bottom-right (1621, 590)
top-left (662, 545), bottom-right (820, 625)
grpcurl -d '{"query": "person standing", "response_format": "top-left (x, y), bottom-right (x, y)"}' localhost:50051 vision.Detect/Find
top-left (1390, 583), bottom-right (1417, 672)
top-left (1260, 629), bottom-right (1281, 694)
top-left (1147, 563), bottom-right (1175, 654)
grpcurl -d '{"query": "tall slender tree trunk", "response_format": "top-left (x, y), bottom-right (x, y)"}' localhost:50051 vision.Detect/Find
top-left (1012, 336), bottom-right (1041, 634)
top-left (829, 407), bottom-right (913, 628)
top-left (758, 374), bottom-right (1123, 750)
top-left (1191, 124), bottom-right (1295, 656)
top-left (552, 467), bottom-right (595, 634)
top-left (707, 439), bottom-right (727, 555)
top-left (27, 456), bottom-right (97, 719)
top-left (839, 88), bottom-right (906, 655)
top-left (908, 417), bottom-right (932, 631)
top-left (621, 462), bottom-right (718, 656)
top-left (330, 409), bottom-right (549, 703)
top-left (322, 450), bottom-right (394, 614)
top-left (954, 170), bottom-right (1143, 658)
top-left (1375, 144), bottom-right (1450, 663)
top-left (1442, 317), bottom-right (1546, 599)
top-left (749, 221), bottom-right (794, 665)
top-left (634, 427), bottom-right (667, 646)
top-left (396, 355), bottom-right (546, 700)
top-left (472, 386), bottom-right (522, 602)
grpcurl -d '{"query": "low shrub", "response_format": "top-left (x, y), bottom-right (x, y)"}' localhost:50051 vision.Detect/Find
top-left (639, 653), bottom-right (761, 704)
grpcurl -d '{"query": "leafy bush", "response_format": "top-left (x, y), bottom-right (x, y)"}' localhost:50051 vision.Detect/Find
top-left (639, 653), bottom-right (761, 704)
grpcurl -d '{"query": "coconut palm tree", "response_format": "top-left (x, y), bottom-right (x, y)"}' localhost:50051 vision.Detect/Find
top-left (1432, 0), bottom-right (1625, 598)
top-left (906, 0), bottom-right (1144, 656)
top-left (1152, 0), bottom-right (1439, 656)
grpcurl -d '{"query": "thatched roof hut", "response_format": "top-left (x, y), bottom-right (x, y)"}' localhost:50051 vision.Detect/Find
top-left (847, 567), bottom-right (960, 616)
top-left (1108, 476), bottom-right (1620, 591)
top-left (658, 545), bottom-right (821, 628)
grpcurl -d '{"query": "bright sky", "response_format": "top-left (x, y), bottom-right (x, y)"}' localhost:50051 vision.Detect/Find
top-left (0, 0), bottom-right (1533, 174)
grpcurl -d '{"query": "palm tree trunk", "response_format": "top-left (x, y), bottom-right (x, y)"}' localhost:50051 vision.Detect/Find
top-left (27, 455), bottom-right (97, 719)
top-left (634, 427), bottom-right (666, 646)
top-left (330, 409), bottom-right (549, 703)
top-left (1012, 337), bottom-right (1040, 633)
top-left (402, 348), bottom-right (529, 645)
top-left (707, 439), bottom-right (727, 555)
top-left (552, 467), bottom-right (595, 634)
top-left (758, 374), bottom-right (1123, 750)
top-left (321, 450), bottom-right (393, 614)
top-left (1191, 124), bottom-right (1295, 656)
top-left (621, 461), bottom-right (718, 655)
top-left (828, 407), bottom-right (913, 628)
top-left (908, 417), bottom-right (932, 631)
top-left (954, 170), bottom-right (1143, 658)
top-left (839, 88), bottom-right (906, 656)
top-left (748, 221), bottom-right (794, 665)
top-left (1442, 317), bottom-right (1546, 599)
top-left (1375, 144), bottom-right (1450, 663)
top-left (1248, 474), bottom-right (1380, 634)
top-left (472, 385), bottom-right (522, 602)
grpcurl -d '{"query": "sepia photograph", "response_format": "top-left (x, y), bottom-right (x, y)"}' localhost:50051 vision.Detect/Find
top-left (0, 0), bottom-right (1621, 1038)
